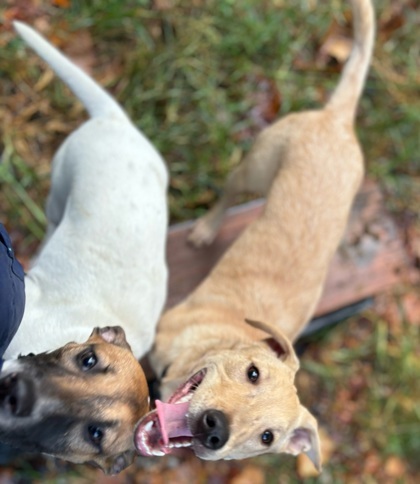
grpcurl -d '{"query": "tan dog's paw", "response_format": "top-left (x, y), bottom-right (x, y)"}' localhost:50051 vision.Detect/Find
top-left (188, 215), bottom-right (219, 248)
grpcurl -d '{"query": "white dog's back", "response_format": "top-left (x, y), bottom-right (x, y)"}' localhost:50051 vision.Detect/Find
top-left (6, 23), bottom-right (168, 359)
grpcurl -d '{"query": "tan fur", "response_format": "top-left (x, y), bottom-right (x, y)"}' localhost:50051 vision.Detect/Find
top-left (148, 0), bottom-right (375, 471)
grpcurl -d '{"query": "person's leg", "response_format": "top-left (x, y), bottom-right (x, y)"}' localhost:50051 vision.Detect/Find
top-left (0, 223), bottom-right (25, 361)
top-left (0, 224), bottom-right (26, 462)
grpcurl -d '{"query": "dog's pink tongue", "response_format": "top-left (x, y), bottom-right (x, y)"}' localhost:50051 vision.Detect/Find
top-left (155, 400), bottom-right (192, 446)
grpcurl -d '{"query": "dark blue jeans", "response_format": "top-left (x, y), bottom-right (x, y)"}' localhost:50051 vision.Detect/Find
top-left (0, 223), bottom-right (25, 360)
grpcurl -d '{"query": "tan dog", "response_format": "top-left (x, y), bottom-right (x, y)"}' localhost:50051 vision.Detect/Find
top-left (0, 326), bottom-right (148, 474)
top-left (135, 0), bottom-right (375, 471)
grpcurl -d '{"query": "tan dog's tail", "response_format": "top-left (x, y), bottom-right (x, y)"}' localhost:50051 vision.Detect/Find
top-left (325, 0), bottom-right (375, 121)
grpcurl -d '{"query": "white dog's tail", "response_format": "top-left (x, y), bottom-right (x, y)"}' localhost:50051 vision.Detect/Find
top-left (326, 0), bottom-right (375, 121)
top-left (14, 21), bottom-right (127, 119)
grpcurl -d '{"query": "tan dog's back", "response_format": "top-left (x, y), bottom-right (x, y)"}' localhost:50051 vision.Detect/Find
top-left (187, 0), bottom-right (375, 340)
top-left (194, 111), bottom-right (363, 338)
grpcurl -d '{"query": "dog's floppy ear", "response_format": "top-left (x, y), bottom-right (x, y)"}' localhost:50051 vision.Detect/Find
top-left (284, 405), bottom-right (322, 472)
top-left (244, 318), bottom-right (299, 373)
top-left (89, 326), bottom-right (131, 350)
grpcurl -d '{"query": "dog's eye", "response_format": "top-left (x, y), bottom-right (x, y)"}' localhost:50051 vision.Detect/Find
top-left (80, 351), bottom-right (97, 371)
top-left (88, 425), bottom-right (104, 446)
top-left (247, 365), bottom-right (259, 383)
top-left (261, 430), bottom-right (273, 445)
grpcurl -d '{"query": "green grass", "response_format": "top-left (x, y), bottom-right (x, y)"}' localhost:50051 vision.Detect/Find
top-left (0, 0), bottom-right (418, 481)
top-left (303, 315), bottom-right (420, 469)
top-left (1, 1), bottom-right (418, 226)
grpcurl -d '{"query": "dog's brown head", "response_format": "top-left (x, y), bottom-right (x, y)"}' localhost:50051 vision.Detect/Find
top-left (0, 326), bottom-right (149, 474)
top-left (135, 319), bottom-right (321, 471)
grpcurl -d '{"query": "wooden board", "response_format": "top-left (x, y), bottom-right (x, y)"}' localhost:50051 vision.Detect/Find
top-left (166, 180), bottom-right (412, 316)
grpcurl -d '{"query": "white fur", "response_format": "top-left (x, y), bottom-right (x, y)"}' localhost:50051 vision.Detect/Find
top-left (5, 22), bottom-right (168, 359)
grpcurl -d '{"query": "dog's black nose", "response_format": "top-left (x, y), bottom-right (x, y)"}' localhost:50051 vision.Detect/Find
top-left (0, 373), bottom-right (35, 417)
top-left (196, 409), bottom-right (229, 450)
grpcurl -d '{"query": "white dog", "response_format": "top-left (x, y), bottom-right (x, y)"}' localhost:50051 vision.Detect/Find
top-left (5, 22), bottom-right (168, 360)
top-left (0, 22), bottom-right (168, 473)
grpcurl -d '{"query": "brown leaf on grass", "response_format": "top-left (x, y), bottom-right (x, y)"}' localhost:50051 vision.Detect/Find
top-left (63, 32), bottom-right (96, 75)
top-left (22, 19), bottom-right (96, 76)
top-left (52, 0), bottom-right (71, 8)
top-left (296, 453), bottom-right (319, 479)
top-left (347, 371), bottom-right (370, 400)
top-left (192, 189), bottom-right (216, 206)
top-left (234, 72), bottom-right (281, 142)
top-left (378, 0), bottom-right (416, 42)
top-left (45, 119), bottom-right (76, 134)
top-left (400, 292), bottom-right (420, 325)
top-left (229, 465), bottom-right (265, 484)
top-left (33, 69), bottom-right (55, 92)
top-left (384, 455), bottom-right (406, 478)
top-left (379, 9), bottom-right (404, 41)
top-left (316, 14), bottom-right (353, 69)
top-left (52, 25), bottom-right (96, 76)
top-left (362, 451), bottom-right (382, 475)
top-left (374, 293), bottom-right (400, 331)
top-left (335, 393), bottom-right (358, 425)
top-left (2, 0), bottom-right (45, 30)
top-left (248, 73), bottom-right (281, 125)
top-left (293, 9), bottom-right (353, 73)
top-left (96, 59), bottom-right (126, 92)
top-left (374, 290), bottom-right (420, 329)
top-left (406, 223), bottom-right (420, 277)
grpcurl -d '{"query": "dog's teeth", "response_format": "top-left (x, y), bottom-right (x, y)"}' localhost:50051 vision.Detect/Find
top-left (152, 450), bottom-right (165, 456)
top-left (178, 392), bottom-right (193, 404)
top-left (177, 441), bottom-right (192, 448)
top-left (144, 421), bottom-right (154, 432)
top-left (167, 440), bottom-right (192, 449)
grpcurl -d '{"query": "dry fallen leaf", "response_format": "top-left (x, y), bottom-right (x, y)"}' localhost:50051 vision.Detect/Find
top-left (363, 451), bottom-right (382, 475)
top-left (65, 34), bottom-right (95, 74)
top-left (234, 72), bottom-right (281, 142)
top-left (378, 0), bottom-right (416, 41)
top-left (2, 0), bottom-right (45, 29)
top-left (384, 455), bottom-right (406, 478)
top-left (230, 465), bottom-right (265, 484)
top-left (316, 15), bottom-right (353, 68)
top-left (52, 0), bottom-right (71, 8)
top-left (374, 289), bottom-right (420, 329)
top-left (400, 292), bottom-right (420, 325)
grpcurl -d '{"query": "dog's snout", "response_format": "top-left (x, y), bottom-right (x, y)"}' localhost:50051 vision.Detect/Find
top-left (0, 373), bottom-right (35, 417)
top-left (197, 409), bottom-right (229, 450)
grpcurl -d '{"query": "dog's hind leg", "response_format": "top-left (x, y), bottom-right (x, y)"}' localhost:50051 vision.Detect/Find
top-left (187, 163), bottom-right (248, 247)
top-left (188, 134), bottom-right (283, 248)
